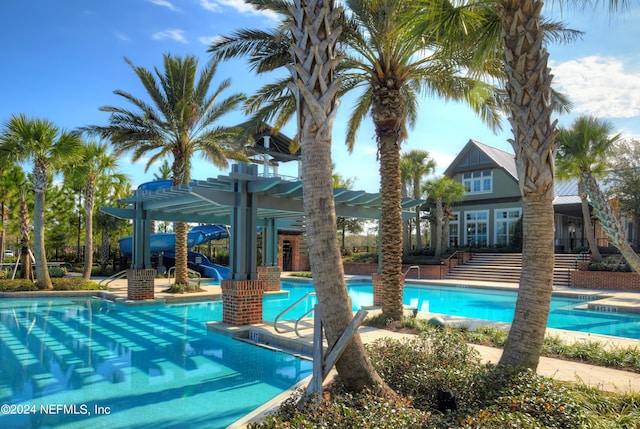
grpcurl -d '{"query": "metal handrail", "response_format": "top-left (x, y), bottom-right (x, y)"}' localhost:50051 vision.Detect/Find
top-left (98, 270), bottom-right (128, 289)
top-left (403, 265), bottom-right (420, 279)
top-left (294, 306), bottom-right (316, 337)
top-left (166, 266), bottom-right (201, 280)
top-left (274, 292), bottom-right (316, 334)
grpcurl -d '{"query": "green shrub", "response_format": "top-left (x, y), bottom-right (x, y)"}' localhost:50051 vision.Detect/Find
top-left (0, 278), bottom-right (97, 291)
top-left (289, 272), bottom-right (313, 278)
top-left (251, 390), bottom-right (427, 429)
top-left (366, 328), bottom-right (480, 411)
top-left (48, 266), bottom-right (68, 278)
top-left (0, 279), bottom-right (39, 292)
top-left (52, 278), bottom-right (98, 290)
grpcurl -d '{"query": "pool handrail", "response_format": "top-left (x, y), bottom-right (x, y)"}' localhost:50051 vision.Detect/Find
top-left (98, 270), bottom-right (128, 289)
top-left (404, 265), bottom-right (420, 279)
top-left (274, 291), bottom-right (316, 334)
top-left (166, 266), bottom-right (202, 287)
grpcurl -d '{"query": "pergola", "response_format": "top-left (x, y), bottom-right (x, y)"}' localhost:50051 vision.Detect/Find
top-left (101, 162), bottom-right (424, 281)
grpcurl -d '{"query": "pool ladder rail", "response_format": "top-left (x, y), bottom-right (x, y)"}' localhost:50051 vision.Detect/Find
top-left (274, 292), bottom-right (317, 337)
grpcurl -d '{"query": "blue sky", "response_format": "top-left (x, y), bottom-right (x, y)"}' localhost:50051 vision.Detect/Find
top-left (1, 0), bottom-right (639, 193)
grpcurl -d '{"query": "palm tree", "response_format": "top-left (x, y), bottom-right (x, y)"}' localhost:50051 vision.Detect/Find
top-left (288, 0), bottom-right (391, 395)
top-left (485, 0), bottom-right (623, 369)
top-left (0, 114), bottom-right (82, 289)
top-left (340, 0), bottom-right (501, 320)
top-left (556, 115), bottom-right (620, 259)
top-left (153, 159), bottom-right (172, 180)
top-left (64, 141), bottom-right (126, 279)
top-left (84, 54), bottom-right (246, 286)
top-left (423, 176), bottom-right (466, 258)
top-left (401, 150), bottom-right (435, 250)
top-left (556, 116), bottom-right (640, 272)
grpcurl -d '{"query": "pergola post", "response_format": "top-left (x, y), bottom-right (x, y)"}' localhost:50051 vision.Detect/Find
top-left (128, 201), bottom-right (156, 300)
top-left (223, 163), bottom-right (265, 325)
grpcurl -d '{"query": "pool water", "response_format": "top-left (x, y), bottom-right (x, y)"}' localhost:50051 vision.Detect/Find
top-left (271, 281), bottom-right (640, 341)
top-left (0, 298), bottom-right (312, 429)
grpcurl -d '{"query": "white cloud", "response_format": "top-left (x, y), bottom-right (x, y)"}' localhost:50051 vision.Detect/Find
top-left (148, 0), bottom-right (178, 11)
top-left (199, 0), bottom-right (279, 21)
top-left (551, 55), bottom-right (640, 119)
top-left (114, 32), bottom-right (131, 42)
top-left (198, 35), bottom-right (224, 46)
top-left (152, 29), bottom-right (188, 44)
top-left (199, 0), bottom-right (220, 12)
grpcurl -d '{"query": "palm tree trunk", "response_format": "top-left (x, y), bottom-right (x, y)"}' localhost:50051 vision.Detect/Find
top-left (289, 0), bottom-right (391, 395)
top-left (378, 134), bottom-right (404, 320)
top-left (578, 181), bottom-right (601, 260)
top-left (19, 190), bottom-right (33, 280)
top-left (82, 184), bottom-right (95, 279)
top-left (100, 228), bottom-right (110, 272)
top-left (497, 0), bottom-right (555, 369)
top-left (33, 163), bottom-right (52, 289)
top-left (434, 198), bottom-right (444, 258)
top-left (175, 221), bottom-right (189, 285)
top-left (582, 173), bottom-right (640, 272)
top-left (414, 177), bottom-right (422, 250)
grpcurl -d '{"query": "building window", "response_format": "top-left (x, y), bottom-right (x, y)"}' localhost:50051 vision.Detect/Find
top-left (448, 212), bottom-right (460, 247)
top-left (495, 208), bottom-right (521, 246)
top-left (462, 170), bottom-right (492, 194)
top-left (465, 210), bottom-right (488, 247)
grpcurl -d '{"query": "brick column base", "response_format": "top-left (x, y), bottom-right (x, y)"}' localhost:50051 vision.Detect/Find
top-left (372, 272), bottom-right (383, 306)
top-left (257, 266), bottom-right (282, 291)
top-left (127, 269), bottom-right (156, 300)
top-left (221, 279), bottom-right (265, 326)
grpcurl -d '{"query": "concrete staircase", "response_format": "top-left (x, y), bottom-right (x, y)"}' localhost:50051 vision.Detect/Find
top-left (445, 253), bottom-right (581, 287)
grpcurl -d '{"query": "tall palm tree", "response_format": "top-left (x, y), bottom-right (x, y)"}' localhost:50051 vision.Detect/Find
top-left (84, 54), bottom-right (246, 286)
top-left (0, 114), bottom-right (82, 289)
top-left (410, 0), bottom-right (591, 369)
top-left (485, 0), bottom-right (622, 369)
top-left (340, 0), bottom-right (501, 320)
top-left (556, 115), bottom-right (620, 260)
top-left (288, 0), bottom-right (392, 395)
top-left (64, 141), bottom-right (126, 279)
top-left (401, 150), bottom-right (435, 250)
top-left (423, 176), bottom-right (465, 258)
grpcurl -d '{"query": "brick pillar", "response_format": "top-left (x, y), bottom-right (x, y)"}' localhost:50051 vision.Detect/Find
top-left (372, 272), bottom-right (383, 306)
top-left (127, 269), bottom-right (156, 300)
top-left (221, 279), bottom-right (265, 326)
top-left (257, 266), bottom-right (282, 291)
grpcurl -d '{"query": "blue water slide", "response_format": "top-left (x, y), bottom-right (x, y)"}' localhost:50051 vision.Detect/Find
top-left (163, 251), bottom-right (230, 281)
top-left (118, 224), bottom-right (230, 256)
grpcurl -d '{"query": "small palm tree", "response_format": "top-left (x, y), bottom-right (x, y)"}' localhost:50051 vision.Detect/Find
top-left (64, 141), bottom-right (126, 279)
top-left (556, 115), bottom-right (621, 260)
top-left (0, 114), bottom-right (82, 289)
top-left (401, 150), bottom-right (435, 251)
top-left (423, 176), bottom-right (465, 258)
top-left (84, 54), bottom-right (246, 286)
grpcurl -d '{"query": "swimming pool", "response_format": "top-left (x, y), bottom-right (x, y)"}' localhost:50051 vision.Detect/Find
top-left (270, 281), bottom-right (640, 341)
top-left (0, 298), bottom-right (312, 429)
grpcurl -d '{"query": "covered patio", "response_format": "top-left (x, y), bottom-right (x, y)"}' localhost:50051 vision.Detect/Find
top-left (102, 162), bottom-right (423, 324)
